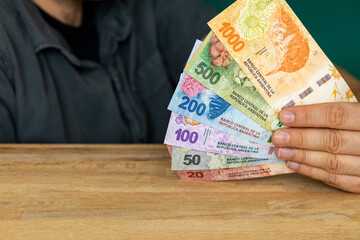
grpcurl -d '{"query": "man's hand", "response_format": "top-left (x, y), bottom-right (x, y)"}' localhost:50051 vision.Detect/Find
top-left (272, 103), bottom-right (360, 193)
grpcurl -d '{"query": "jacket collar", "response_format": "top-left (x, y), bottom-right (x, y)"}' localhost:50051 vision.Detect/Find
top-left (10, 0), bottom-right (133, 65)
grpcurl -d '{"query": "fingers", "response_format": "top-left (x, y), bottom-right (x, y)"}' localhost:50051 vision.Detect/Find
top-left (275, 102), bottom-right (360, 193)
top-left (279, 103), bottom-right (360, 131)
top-left (276, 148), bottom-right (360, 176)
top-left (285, 162), bottom-right (360, 194)
top-left (272, 128), bottom-right (360, 155)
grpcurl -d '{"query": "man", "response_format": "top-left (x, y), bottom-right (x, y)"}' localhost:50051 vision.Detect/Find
top-left (0, 0), bottom-right (359, 193)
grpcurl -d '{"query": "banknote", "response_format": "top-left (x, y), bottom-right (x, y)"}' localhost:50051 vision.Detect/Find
top-left (208, 0), bottom-right (357, 111)
top-left (177, 163), bottom-right (292, 181)
top-left (166, 145), bottom-right (172, 155)
top-left (169, 73), bottom-right (272, 143)
top-left (171, 146), bottom-right (283, 170)
top-left (164, 112), bottom-right (277, 159)
top-left (184, 32), bottom-right (280, 131)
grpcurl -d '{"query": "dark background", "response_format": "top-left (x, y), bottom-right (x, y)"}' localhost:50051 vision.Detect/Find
top-left (204, 0), bottom-right (360, 80)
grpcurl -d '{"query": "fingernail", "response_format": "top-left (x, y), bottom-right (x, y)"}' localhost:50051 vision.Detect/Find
top-left (278, 148), bottom-right (293, 159)
top-left (280, 110), bottom-right (295, 124)
top-left (272, 131), bottom-right (290, 145)
top-left (287, 161), bottom-right (299, 171)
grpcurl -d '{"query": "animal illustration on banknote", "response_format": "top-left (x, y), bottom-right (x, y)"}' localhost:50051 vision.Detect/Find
top-left (236, 0), bottom-right (310, 77)
top-left (266, 4), bottom-right (310, 76)
top-left (208, 95), bottom-right (230, 119)
top-left (233, 67), bottom-right (257, 92)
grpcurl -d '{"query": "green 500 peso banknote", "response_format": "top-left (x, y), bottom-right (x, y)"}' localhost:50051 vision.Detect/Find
top-left (184, 32), bottom-right (280, 131)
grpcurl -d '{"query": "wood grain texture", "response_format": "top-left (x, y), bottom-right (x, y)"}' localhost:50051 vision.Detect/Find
top-left (0, 144), bottom-right (359, 239)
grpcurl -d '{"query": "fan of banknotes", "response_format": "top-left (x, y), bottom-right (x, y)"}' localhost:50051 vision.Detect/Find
top-left (164, 0), bottom-right (357, 181)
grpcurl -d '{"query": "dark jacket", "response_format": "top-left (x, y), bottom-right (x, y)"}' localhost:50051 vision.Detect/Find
top-left (0, 0), bottom-right (216, 143)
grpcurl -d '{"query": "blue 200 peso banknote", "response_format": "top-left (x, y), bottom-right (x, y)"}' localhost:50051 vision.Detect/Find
top-left (168, 73), bottom-right (272, 143)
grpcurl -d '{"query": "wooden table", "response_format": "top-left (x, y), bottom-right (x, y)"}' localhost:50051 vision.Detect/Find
top-left (0, 144), bottom-right (359, 239)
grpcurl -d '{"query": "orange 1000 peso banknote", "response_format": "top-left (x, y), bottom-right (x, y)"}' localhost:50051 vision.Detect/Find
top-left (208, 0), bottom-right (357, 112)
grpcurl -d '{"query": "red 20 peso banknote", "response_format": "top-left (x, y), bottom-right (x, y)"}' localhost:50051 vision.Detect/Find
top-left (177, 163), bottom-right (292, 181)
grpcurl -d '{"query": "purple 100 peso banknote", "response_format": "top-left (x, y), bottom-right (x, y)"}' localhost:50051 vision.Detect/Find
top-left (164, 112), bottom-right (277, 159)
